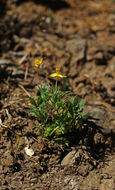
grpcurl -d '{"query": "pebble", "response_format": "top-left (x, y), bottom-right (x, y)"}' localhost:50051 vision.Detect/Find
top-left (61, 150), bottom-right (80, 167)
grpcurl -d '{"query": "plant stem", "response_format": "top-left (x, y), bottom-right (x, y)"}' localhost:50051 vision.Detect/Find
top-left (55, 77), bottom-right (58, 90)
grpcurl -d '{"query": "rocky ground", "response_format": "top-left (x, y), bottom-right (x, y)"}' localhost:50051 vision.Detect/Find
top-left (0, 0), bottom-right (115, 189)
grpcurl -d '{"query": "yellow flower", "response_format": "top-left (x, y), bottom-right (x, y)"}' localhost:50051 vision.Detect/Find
top-left (35, 57), bottom-right (43, 68)
top-left (50, 68), bottom-right (66, 78)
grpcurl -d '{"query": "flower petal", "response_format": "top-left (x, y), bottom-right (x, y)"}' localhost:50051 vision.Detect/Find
top-left (50, 73), bottom-right (58, 77)
top-left (35, 57), bottom-right (43, 68)
top-left (58, 74), bottom-right (66, 78)
top-left (50, 73), bottom-right (66, 78)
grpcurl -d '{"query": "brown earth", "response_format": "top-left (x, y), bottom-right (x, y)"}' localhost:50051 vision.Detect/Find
top-left (0, 0), bottom-right (115, 189)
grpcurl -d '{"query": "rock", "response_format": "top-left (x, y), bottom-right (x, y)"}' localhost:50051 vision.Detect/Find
top-left (25, 146), bottom-right (34, 157)
top-left (61, 150), bottom-right (80, 167)
top-left (84, 105), bottom-right (115, 133)
top-left (84, 105), bottom-right (106, 126)
top-left (66, 37), bottom-right (86, 60)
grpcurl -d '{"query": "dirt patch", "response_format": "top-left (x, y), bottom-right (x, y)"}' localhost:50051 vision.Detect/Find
top-left (0, 0), bottom-right (115, 189)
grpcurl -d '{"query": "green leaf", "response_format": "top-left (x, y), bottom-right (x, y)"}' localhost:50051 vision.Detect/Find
top-left (37, 97), bottom-right (43, 105)
top-left (73, 95), bottom-right (78, 105)
top-left (29, 97), bottom-right (37, 106)
top-left (43, 124), bottom-right (54, 137)
top-left (55, 137), bottom-right (69, 146)
top-left (36, 125), bottom-right (43, 134)
top-left (67, 112), bottom-right (72, 119)
top-left (78, 107), bottom-right (83, 112)
top-left (55, 101), bottom-right (62, 109)
top-left (61, 124), bottom-right (68, 134)
top-left (80, 113), bottom-right (88, 119)
top-left (29, 108), bottom-right (40, 118)
top-left (79, 99), bottom-right (86, 107)
top-left (69, 98), bottom-right (74, 105)
top-left (29, 107), bottom-right (38, 113)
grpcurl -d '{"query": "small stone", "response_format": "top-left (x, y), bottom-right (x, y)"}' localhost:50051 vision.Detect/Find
top-left (61, 150), bottom-right (80, 167)
top-left (61, 150), bottom-right (76, 166)
top-left (25, 146), bottom-right (34, 157)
